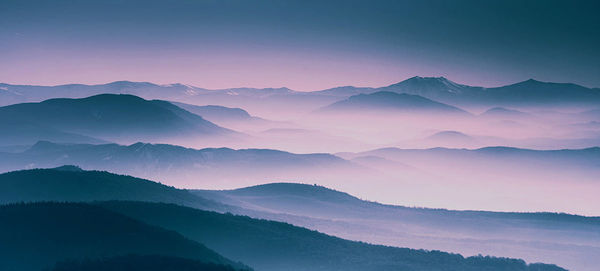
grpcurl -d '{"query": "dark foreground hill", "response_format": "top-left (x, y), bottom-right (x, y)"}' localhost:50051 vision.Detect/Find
top-left (0, 168), bottom-right (565, 271)
top-left (0, 202), bottom-right (247, 271)
top-left (0, 167), bottom-right (227, 212)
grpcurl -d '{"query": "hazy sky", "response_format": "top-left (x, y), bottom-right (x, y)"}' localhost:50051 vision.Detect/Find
top-left (1, 0), bottom-right (599, 91)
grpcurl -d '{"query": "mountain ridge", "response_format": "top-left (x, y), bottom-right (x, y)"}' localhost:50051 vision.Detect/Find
top-left (318, 91), bottom-right (470, 114)
top-left (0, 94), bottom-right (235, 145)
top-left (2, 77), bottom-right (599, 108)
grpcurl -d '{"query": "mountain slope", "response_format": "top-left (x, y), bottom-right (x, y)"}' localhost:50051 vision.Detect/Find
top-left (0, 202), bottom-right (247, 271)
top-left (379, 77), bottom-right (600, 107)
top-left (340, 145), bottom-right (600, 169)
top-left (194, 183), bottom-right (600, 271)
top-left (318, 91), bottom-right (469, 114)
top-left (0, 94), bottom-right (232, 144)
top-left (480, 107), bottom-right (532, 118)
top-left (380, 76), bottom-right (482, 98)
top-left (0, 81), bottom-right (202, 106)
top-left (98, 201), bottom-right (566, 271)
top-left (0, 167), bottom-right (227, 212)
top-left (0, 168), bottom-right (567, 271)
top-left (172, 103), bottom-right (253, 121)
top-left (485, 79), bottom-right (600, 105)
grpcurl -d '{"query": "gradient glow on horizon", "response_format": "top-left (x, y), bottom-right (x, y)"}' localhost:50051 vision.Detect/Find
top-left (1, 0), bottom-right (599, 91)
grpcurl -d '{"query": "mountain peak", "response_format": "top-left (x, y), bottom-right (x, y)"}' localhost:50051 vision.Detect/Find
top-left (320, 91), bottom-right (469, 114)
top-left (103, 81), bottom-right (158, 89)
top-left (383, 76), bottom-right (474, 95)
top-left (407, 76), bottom-right (449, 82)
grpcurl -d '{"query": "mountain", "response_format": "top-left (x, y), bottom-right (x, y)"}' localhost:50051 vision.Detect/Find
top-left (98, 201), bottom-right (566, 271)
top-left (172, 103), bottom-right (253, 121)
top-left (0, 120), bottom-right (107, 146)
top-left (194, 183), bottom-right (599, 271)
top-left (316, 77), bottom-right (600, 107)
top-left (318, 91), bottom-right (470, 114)
top-left (3, 78), bottom-right (597, 115)
top-left (0, 76), bottom-right (600, 112)
top-left (483, 79), bottom-right (600, 105)
top-left (339, 145), bottom-right (600, 169)
top-left (423, 130), bottom-right (479, 147)
top-left (171, 102), bottom-right (274, 128)
top-left (0, 94), bottom-right (233, 145)
top-left (426, 130), bottom-right (474, 140)
top-left (0, 141), bottom-right (357, 187)
top-left (0, 168), bottom-right (566, 270)
top-left (0, 81), bottom-right (201, 106)
top-left (0, 167), bottom-right (228, 212)
top-left (336, 146), bottom-right (600, 184)
top-left (0, 202), bottom-right (247, 271)
top-left (480, 107), bottom-right (532, 118)
top-left (380, 76), bottom-right (482, 99)
top-left (312, 86), bottom-right (377, 97)
top-left (380, 77), bottom-right (600, 107)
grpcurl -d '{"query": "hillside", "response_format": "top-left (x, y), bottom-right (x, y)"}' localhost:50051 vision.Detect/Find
top-left (0, 141), bottom-right (356, 187)
top-left (0, 202), bottom-right (246, 271)
top-left (318, 91), bottom-right (469, 114)
top-left (0, 168), bottom-right (568, 271)
top-left (98, 201), bottom-right (566, 271)
top-left (0, 94), bottom-right (232, 145)
top-left (0, 167), bottom-right (227, 212)
top-left (195, 182), bottom-right (600, 271)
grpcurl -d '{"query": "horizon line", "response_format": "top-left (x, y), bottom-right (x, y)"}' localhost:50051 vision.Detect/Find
top-left (2, 76), bottom-right (598, 92)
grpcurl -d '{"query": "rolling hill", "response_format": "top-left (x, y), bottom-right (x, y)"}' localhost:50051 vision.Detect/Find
top-left (195, 183), bottom-right (600, 271)
top-left (0, 168), bottom-right (567, 271)
top-left (0, 141), bottom-right (357, 187)
top-left (318, 91), bottom-right (470, 114)
top-left (98, 201), bottom-right (566, 271)
top-left (0, 94), bottom-right (233, 145)
top-left (0, 202), bottom-right (247, 271)
top-left (0, 166), bottom-right (228, 212)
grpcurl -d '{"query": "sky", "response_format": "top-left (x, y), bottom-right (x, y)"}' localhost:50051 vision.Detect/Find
top-left (1, 0), bottom-right (599, 91)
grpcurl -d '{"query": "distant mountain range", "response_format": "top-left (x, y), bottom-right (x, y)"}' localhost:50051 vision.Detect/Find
top-left (319, 77), bottom-right (600, 107)
top-left (317, 91), bottom-right (470, 114)
top-left (0, 94), bottom-right (234, 145)
top-left (0, 141), bottom-right (358, 187)
top-left (172, 102), bottom-right (254, 122)
top-left (172, 102), bottom-right (272, 127)
top-left (0, 167), bottom-right (567, 271)
top-left (338, 145), bottom-right (600, 181)
top-left (2, 77), bottom-right (599, 109)
top-left (338, 145), bottom-right (600, 169)
top-left (480, 107), bottom-right (533, 118)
